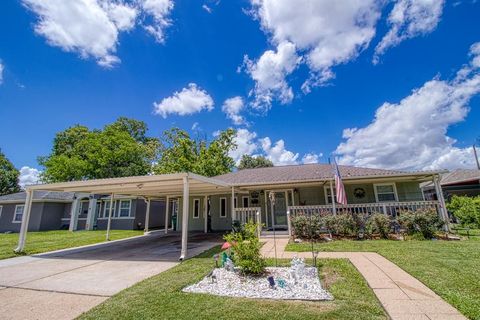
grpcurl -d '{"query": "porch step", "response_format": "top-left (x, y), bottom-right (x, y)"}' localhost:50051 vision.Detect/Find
top-left (260, 231), bottom-right (290, 239)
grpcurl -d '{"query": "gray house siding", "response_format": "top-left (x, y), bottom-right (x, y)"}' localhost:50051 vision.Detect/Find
top-left (39, 203), bottom-right (67, 231)
top-left (0, 202), bottom-right (45, 232)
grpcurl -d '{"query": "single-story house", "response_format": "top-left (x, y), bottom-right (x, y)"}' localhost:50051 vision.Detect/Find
top-left (422, 169), bottom-right (480, 200)
top-left (12, 164), bottom-right (448, 259)
top-left (0, 191), bottom-right (166, 233)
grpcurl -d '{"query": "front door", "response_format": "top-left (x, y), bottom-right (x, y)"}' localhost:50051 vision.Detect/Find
top-left (273, 192), bottom-right (287, 228)
top-left (266, 191), bottom-right (290, 229)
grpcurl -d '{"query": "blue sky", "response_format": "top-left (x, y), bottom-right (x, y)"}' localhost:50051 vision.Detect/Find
top-left (0, 0), bottom-right (480, 185)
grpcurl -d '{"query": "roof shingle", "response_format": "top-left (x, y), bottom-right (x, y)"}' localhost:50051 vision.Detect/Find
top-left (214, 163), bottom-right (412, 185)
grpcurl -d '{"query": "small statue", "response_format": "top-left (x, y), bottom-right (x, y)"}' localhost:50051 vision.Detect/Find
top-left (213, 254), bottom-right (220, 268)
top-left (224, 257), bottom-right (235, 272)
top-left (277, 278), bottom-right (286, 289)
top-left (221, 252), bottom-right (228, 267)
top-left (290, 257), bottom-right (306, 283)
top-left (267, 275), bottom-right (276, 289)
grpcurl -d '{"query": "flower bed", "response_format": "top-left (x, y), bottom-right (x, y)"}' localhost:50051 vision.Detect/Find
top-left (183, 266), bottom-right (333, 301)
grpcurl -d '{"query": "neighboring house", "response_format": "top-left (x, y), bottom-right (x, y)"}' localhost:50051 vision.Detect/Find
top-left (422, 169), bottom-right (480, 200)
top-left (13, 164), bottom-right (447, 258)
top-left (0, 191), bottom-right (166, 233)
top-left (0, 191), bottom-right (73, 233)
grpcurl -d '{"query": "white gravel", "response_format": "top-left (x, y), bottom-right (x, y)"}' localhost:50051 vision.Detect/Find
top-left (183, 267), bottom-right (333, 301)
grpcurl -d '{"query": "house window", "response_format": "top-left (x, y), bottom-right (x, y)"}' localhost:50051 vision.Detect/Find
top-left (13, 205), bottom-right (24, 222)
top-left (118, 200), bottom-right (131, 217)
top-left (234, 197), bottom-right (237, 208)
top-left (324, 186), bottom-right (337, 204)
top-left (95, 201), bottom-right (102, 218)
top-left (0, 205), bottom-right (2, 218)
top-left (242, 196), bottom-right (249, 208)
top-left (103, 200), bottom-right (116, 218)
top-left (193, 199), bottom-right (200, 218)
top-left (220, 197), bottom-right (227, 218)
top-left (374, 183), bottom-right (398, 202)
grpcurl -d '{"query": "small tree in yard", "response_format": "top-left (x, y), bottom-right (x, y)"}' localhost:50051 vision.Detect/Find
top-left (224, 221), bottom-right (265, 275)
top-left (447, 195), bottom-right (480, 228)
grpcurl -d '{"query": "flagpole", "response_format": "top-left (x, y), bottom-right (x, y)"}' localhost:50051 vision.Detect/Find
top-left (329, 179), bottom-right (337, 216)
top-left (328, 158), bottom-right (337, 216)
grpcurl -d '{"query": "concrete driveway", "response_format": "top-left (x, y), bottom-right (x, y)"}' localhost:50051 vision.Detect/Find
top-left (0, 232), bottom-right (220, 320)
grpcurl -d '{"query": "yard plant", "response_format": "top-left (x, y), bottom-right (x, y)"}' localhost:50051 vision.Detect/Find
top-left (224, 221), bottom-right (266, 275)
top-left (447, 195), bottom-right (480, 228)
top-left (290, 209), bottom-right (443, 240)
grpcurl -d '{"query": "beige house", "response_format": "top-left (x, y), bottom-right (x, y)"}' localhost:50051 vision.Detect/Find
top-left (14, 164), bottom-right (448, 260)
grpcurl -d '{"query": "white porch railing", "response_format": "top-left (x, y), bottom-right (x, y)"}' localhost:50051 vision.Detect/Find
top-left (233, 207), bottom-right (262, 235)
top-left (288, 201), bottom-right (440, 217)
top-left (286, 201), bottom-right (441, 237)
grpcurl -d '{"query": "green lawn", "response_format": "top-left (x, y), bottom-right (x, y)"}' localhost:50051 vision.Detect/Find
top-left (287, 239), bottom-right (480, 319)
top-left (0, 230), bottom-right (143, 260)
top-left (79, 247), bottom-right (386, 320)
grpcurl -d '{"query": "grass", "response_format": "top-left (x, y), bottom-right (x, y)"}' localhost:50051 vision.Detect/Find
top-left (79, 247), bottom-right (387, 320)
top-left (286, 238), bottom-right (480, 319)
top-left (0, 229), bottom-right (143, 260)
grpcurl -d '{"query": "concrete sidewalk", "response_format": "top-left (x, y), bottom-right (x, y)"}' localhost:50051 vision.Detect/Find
top-left (0, 233), bottom-right (220, 320)
top-left (261, 237), bottom-right (466, 320)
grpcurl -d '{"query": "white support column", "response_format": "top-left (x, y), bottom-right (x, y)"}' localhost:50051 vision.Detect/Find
top-left (69, 196), bottom-right (80, 231)
top-left (144, 198), bottom-right (151, 234)
top-left (164, 196), bottom-right (169, 234)
top-left (106, 193), bottom-right (115, 241)
top-left (330, 179), bottom-right (337, 216)
top-left (203, 195), bottom-right (208, 233)
top-left (433, 175), bottom-right (450, 232)
top-left (15, 189), bottom-right (34, 253)
top-left (85, 196), bottom-right (97, 231)
top-left (180, 177), bottom-right (189, 260)
top-left (264, 191), bottom-right (269, 229)
top-left (231, 186), bottom-right (235, 222)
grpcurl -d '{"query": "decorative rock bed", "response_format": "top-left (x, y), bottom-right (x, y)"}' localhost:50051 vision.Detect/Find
top-left (183, 259), bottom-right (333, 301)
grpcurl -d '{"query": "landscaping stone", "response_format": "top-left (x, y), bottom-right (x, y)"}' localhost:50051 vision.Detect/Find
top-left (183, 267), bottom-right (333, 301)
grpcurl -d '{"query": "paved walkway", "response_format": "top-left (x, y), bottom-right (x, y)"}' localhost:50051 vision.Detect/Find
top-left (0, 233), bottom-right (220, 320)
top-left (261, 237), bottom-right (466, 320)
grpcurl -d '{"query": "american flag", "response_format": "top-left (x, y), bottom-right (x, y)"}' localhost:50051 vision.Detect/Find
top-left (333, 160), bottom-right (348, 205)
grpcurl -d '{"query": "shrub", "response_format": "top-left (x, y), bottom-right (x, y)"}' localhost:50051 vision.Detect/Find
top-left (290, 213), bottom-right (322, 239)
top-left (447, 195), bottom-right (480, 228)
top-left (366, 213), bottom-right (392, 239)
top-left (398, 209), bottom-right (444, 239)
top-left (224, 221), bottom-right (265, 275)
top-left (335, 213), bottom-right (358, 236)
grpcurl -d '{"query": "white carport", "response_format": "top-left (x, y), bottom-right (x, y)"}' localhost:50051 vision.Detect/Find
top-left (15, 172), bottom-right (232, 260)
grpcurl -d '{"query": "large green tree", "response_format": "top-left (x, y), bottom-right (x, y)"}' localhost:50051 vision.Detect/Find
top-left (237, 154), bottom-right (274, 170)
top-left (0, 149), bottom-right (20, 195)
top-left (153, 128), bottom-right (236, 177)
top-left (39, 118), bottom-right (159, 182)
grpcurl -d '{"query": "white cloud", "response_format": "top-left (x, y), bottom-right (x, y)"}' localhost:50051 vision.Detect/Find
top-left (202, 4), bottom-right (212, 13)
top-left (227, 128), bottom-right (321, 166)
top-left (19, 166), bottom-right (41, 189)
top-left (302, 153), bottom-right (322, 164)
top-left (191, 122), bottom-right (200, 130)
top-left (229, 129), bottom-right (258, 164)
top-left (0, 61), bottom-right (3, 85)
top-left (22, 0), bottom-right (174, 67)
top-left (153, 83), bottom-right (214, 118)
top-left (374, 0), bottom-right (445, 63)
top-left (260, 137), bottom-right (299, 165)
top-left (142, 0), bottom-right (174, 43)
top-left (249, 0), bottom-right (381, 93)
top-left (22, 0), bottom-right (137, 68)
top-left (243, 41), bottom-right (301, 110)
top-left (222, 96), bottom-right (246, 125)
top-left (336, 42), bottom-right (480, 171)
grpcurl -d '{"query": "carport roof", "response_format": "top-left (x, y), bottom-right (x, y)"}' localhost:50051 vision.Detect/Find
top-left (26, 172), bottom-right (232, 198)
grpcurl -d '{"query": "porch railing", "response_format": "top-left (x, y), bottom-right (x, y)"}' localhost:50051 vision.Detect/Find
top-left (287, 201), bottom-right (441, 236)
top-left (233, 207), bottom-right (262, 236)
top-left (288, 201), bottom-right (440, 217)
